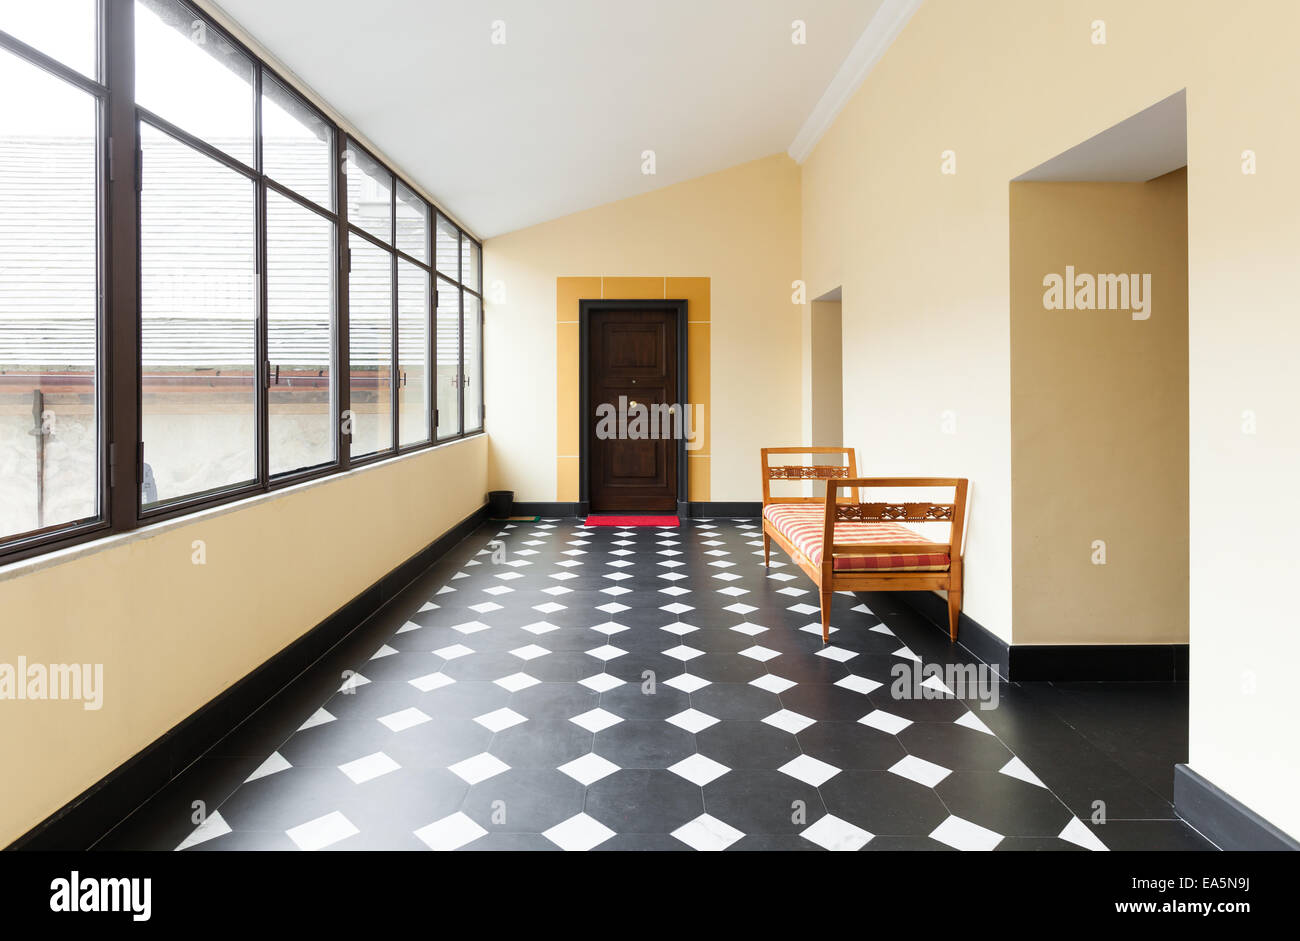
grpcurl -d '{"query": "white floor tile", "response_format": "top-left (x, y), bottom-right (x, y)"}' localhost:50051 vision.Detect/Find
top-left (763, 709), bottom-right (815, 734)
top-left (955, 711), bottom-right (994, 735)
top-left (543, 813), bottom-right (615, 851)
top-left (801, 814), bottom-right (873, 851)
top-left (509, 644), bottom-right (550, 661)
top-left (1059, 817), bottom-right (1108, 851)
top-left (286, 811), bottom-right (359, 851)
top-left (663, 644), bottom-right (705, 661)
top-left (663, 673), bottom-right (710, 693)
top-left (570, 708), bottom-right (624, 733)
top-left (666, 708), bottom-right (720, 733)
top-left (448, 752), bottom-right (510, 785)
top-left (176, 811), bottom-right (231, 850)
top-left (409, 672), bottom-right (455, 692)
top-left (930, 814), bottom-right (1003, 851)
top-left (859, 709), bottom-right (912, 735)
top-left (298, 707), bottom-right (335, 731)
top-left (378, 707), bottom-right (432, 732)
top-left (999, 756), bottom-right (1046, 788)
top-left (474, 707), bottom-right (528, 733)
top-left (414, 812), bottom-right (487, 851)
top-left (779, 754), bottom-right (841, 787)
top-left (338, 751), bottom-right (401, 784)
top-left (433, 644), bottom-right (474, 660)
top-left (579, 672), bottom-right (625, 692)
top-left (889, 754), bottom-right (952, 787)
top-left (557, 752), bottom-right (621, 786)
top-left (245, 751), bottom-right (291, 782)
top-left (816, 646), bottom-right (857, 662)
top-left (835, 675), bottom-right (882, 695)
top-left (671, 814), bottom-right (744, 851)
top-left (494, 672), bottom-right (540, 692)
top-left (750, 674), bottom-right (796, 694)
top-left (668, 753), bottom-right (730, 786)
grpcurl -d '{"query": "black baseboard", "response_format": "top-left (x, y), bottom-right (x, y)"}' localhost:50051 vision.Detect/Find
top-left (896, 591), bottom-right (1188, 681)
top-left (895, 590), bottom-right (1010, 677)
top-left (511, 502), bottom-right (580, 517)
top-left (1009, 642), bottom-right (1189, 681)
top-left (1174, 764), bottom-right (1299, 851)
top-left (10, 502), bottom-right (490, 851)
top-left (688, 501), bottom-right (762, 517)
top-left (508, 501), bottom-right (762, 519)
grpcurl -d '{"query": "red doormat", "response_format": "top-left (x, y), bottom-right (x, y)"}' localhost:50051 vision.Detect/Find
top-left (584, 515), bottom-right (680, 527)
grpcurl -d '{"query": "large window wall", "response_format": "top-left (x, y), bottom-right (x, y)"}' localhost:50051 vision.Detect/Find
top-left (0, 0), bottom-right (484, 563)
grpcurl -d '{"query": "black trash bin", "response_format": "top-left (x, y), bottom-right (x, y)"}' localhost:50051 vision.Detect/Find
top-left (488, 490), bottom-right (514, 518)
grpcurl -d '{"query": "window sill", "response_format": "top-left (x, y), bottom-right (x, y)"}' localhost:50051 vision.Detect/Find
top-left (0, 431), bottom-right (486, 585)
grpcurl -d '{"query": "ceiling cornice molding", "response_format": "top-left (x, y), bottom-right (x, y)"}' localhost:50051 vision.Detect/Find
top-left (787, 0), bottom-right (924, 164)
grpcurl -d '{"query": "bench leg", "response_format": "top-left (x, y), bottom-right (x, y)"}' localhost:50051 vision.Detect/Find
top-left (819, 585), bottom-right (832, 644)
top-left (946, 588), bottom-right (962, 643)
top-left (762, 531), bottom-right (771, 567)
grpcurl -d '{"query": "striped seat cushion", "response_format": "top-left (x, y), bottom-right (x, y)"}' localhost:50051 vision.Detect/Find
top-left (763, 503), bottom-right (950, 572)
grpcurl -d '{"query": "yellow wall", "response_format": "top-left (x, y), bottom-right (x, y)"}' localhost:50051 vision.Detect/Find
top-left (0, 437), bottom-right (487, 846)
top-left (555, 276), bottom-right (711, 502)
top-left (1010, 171), bottom-right (1188, 644)
top-left (801, 0), bottom-right (1300, 837)
top-left (485, 154), bottom-right (803, 503)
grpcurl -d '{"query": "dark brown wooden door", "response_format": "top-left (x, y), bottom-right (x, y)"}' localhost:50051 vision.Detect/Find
top-left (588, 308), bottom-right (679, 512)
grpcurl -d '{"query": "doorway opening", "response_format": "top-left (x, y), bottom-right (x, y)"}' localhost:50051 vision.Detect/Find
top-left (810, 286), bottom-right (844, 449)
top-left (1009, 90), bottom-right (1189, 648)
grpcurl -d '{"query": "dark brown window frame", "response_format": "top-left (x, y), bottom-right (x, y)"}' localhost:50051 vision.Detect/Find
top-left (0, 0), bottom-right (485, 567)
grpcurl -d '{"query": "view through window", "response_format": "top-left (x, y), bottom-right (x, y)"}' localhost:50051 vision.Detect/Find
top-left (0, 0), bottom-right (483, 560)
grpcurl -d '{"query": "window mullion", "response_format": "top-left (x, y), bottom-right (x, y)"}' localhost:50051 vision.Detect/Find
top-left (390, 183), bottom-right (399, 453)
top-left (434, 205), bottom-right (444, 441)
top-left (105, 0), bottom-right (141, 533)
top-left (457, 286), bottom-right (465, 438)
top-left (337, 136), bottom-right (351, 469)
top-left (254, 65), bottom-right (269, 491)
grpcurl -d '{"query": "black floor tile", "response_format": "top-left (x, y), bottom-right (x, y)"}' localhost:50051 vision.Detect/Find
top-left (584, 769), bottom-right (704, 833)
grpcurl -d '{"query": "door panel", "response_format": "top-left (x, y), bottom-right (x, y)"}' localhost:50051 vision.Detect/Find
top-left (588, 308), bottom-right (679, 513)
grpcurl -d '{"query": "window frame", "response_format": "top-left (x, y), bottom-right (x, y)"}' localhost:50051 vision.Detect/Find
top-left (0, 0), bottom-right (485, 566)
top-left (0, 2), bottom-right (113, 561)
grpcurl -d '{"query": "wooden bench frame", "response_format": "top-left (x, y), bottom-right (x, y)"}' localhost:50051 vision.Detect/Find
top-left (759, 447), bottom-right (969, 644)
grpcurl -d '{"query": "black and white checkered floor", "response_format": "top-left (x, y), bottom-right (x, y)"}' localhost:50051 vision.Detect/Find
top-left (103, 518), bottom-right (1211, 852)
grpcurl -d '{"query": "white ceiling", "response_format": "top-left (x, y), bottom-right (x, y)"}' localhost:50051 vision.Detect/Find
top-left (212, 0), bottom-right (888, 238)
top-left (1014, 90), bottom-right (1187, 183)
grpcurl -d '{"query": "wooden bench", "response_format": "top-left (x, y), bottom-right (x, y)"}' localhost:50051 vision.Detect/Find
top-left (759, 447), bottom-right (969, 644)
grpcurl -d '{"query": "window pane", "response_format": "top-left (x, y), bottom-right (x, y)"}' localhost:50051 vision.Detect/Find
top-left (349, 235), bottom-right (392, 456)
top-left (135, 0), bottom-right (255, 166)
top-left (435, 277), bottom-right (460, 438)
top-left (262, 74), bottom-right (333, 209)
top-left (344, 142), bottom-right (391, 243)
top-left (435, 213), bottom-right (459, 280)
top-left (397, 261), bottom-right (429, 446)
top-left (0, 0), bottom-right (97, 77)
top-left (461, 235), bottom-right (480, 291)
top-left (267, 191), bottom-right (335, 476)
top-left (462, 292), bottom-right (482, 433)
top-left (0, 50), bottom-right (99, 540)
top-left (139, 124), bottom-right (256, 507)
top-left (395, 182), bottom-right (427, 262)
